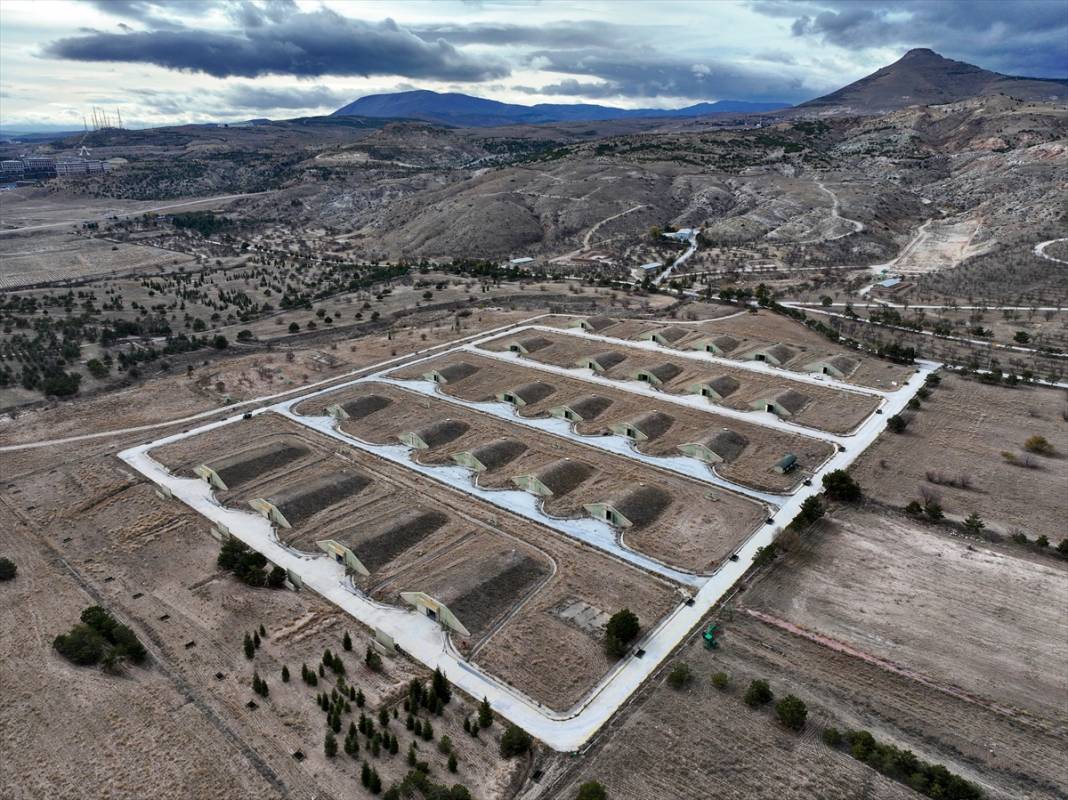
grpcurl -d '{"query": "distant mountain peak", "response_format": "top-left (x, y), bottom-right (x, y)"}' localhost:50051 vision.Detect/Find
top-left (800, 48), bottom-right (1067, 112)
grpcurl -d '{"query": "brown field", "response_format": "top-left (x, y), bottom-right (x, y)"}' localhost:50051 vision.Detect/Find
top-left (149, 412), bottom-right (681, 708)
top-left (543, 309), bottom-right (917, 390)
top-left (1, 445), bottom-right (521, 800)
top-left (851, 373), bottom-right (1068, 538)
top-left (291, 383), bottom-right (767, 573)
top-left (473, 332), bottom-right (881, 434)
top-left (745, 509), bottom-right (1068, 727)
top-left (553, 509), bottom-right (1068, 799)
top-left (554, 622), bottom-right (917, 800)
top-left (300, 373), bottom-right (835, 493)
top-left (0, 229), bottom-right (196, 289)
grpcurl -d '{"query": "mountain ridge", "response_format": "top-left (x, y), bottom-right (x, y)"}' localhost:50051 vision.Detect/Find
top-left (331, 90), bottom-right (790, 127)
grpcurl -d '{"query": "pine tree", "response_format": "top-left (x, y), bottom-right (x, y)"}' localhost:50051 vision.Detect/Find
top-left (369, 768), bottom-right (381, 794)
top-left (318, 663), bottom-right (325, 678)
top-left (356, 688), bottom-right (365, 707)
top-left (342, 631), bottom-right (352, 651)
top-left (407, 714), bottom-right (415, 731)
top-left (371, 737), bottom-right (380, 757)
top-left (462, 717), bottom-right (470, 733)
top-left (478, 696), bottom-right (493, 728)
top-left (421, 720), bottom-right (433, 741)
top-left (407, 743), bottom-right (417, 766)
top-left (281, 664), bottom-right (290, 683)
top-left (243, 632), bottom-right (255, 660)
top-left (413, 719), bottom-right (422, 737)
top-left (323, 647), bottom-right (333, 665)
top-left (378, 707), bottom-right (389, 728)
top-left (389, 734), bottom-right (398, 755)
top-left (349, 686), bottom-right (356, 701)
top-left (252, 630), bottom-right (260, 648)
top-left (448, 752), bottom-right (458, 773)
top-left (360, 761), bottom-right (371, 787)
top-left (432, 667), bottom-right (452, 705)
top-left (324, 731), bottom-right (337, 758)
top-left (258, 623), bottom-right (266, 638)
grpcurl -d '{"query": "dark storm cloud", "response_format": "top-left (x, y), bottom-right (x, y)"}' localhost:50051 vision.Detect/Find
top-left (527, 50), bottom-right (809, 102)
top-left (45, 9), bottom-right (509, 82)
top-left (754, 0), bottom-right (1068, 77)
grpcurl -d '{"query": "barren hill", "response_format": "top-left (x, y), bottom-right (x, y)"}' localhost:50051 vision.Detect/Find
top-left (801, 48), bottom-right (1068, 114)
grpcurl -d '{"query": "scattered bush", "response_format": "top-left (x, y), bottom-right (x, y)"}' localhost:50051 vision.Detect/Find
top-left (822, 470), bottom-right (862, 502)
top-left (822, 727), bottom-right (842, 746)
top-left (791, 496), bottom-right (825, 529)
top-left (752, 543), bottom-right (778, 567)
top-left (962, 512), bottom-right (985, 535)
top-left (54, 623), bottom-right (108, 665)
top-left (711, 671), bottom-right (730, 691)
top-left (886, 414), bottom-right (908, 433)
top-left (54, 606), bottom-right (146, 669)
top-left (667, 662), bottom-right (693, 690)
top-left (0, 557), bottom-right (16, 581)
top-left (744, 679), bottom-right (773, 708)
top-left (1024, 435), bottom-right (1054, 456)
top-left (576, 781), bottom-right (608, 800)
top-left (775, 694), bottom-right (808, 731)
top-left (499, 725), bottom-right (532, 758)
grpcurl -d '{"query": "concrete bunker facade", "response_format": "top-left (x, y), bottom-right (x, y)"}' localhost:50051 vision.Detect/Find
top-left (584, 484), bottom-right (672, 528)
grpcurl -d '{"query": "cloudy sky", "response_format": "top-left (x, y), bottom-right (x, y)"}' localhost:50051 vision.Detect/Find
top-left (1, 0), bottom-right (1065, 130)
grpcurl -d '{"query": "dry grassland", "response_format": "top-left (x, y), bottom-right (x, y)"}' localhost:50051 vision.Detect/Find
top-left (851, 374), bottom-right (1068, 538)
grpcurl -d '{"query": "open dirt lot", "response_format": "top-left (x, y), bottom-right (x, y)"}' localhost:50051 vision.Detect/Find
top-left (554, 623), bottom-right (917, 800)
top-left (1, 443), bottom-right (523, 800)
top-left (148, 411), bottom-right (681, 709)
top-left (298, 382), bottom-right (767, 573)
top-left (555, 516), bottom-right (1068, 800)
top-left (851, 374), bottom-right (1068, 538)
top-left (304, 374), bottom-right (835, 493)
top-left (746, 508), bottom-right (1068, 726)
top-left (0, 229), bottom-right (196, 289)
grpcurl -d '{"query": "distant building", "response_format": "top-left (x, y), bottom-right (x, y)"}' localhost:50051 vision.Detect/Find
top-left (21, 156), bottom-right (56, 179)
top-left (630, 261), bottom-right (663, 280)
top-left (56, 159), bottom-right (110, 176)
top-left (1, 160), bottom-right (24, 179)
top-left (507, 256), bottom-right (535, 267)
